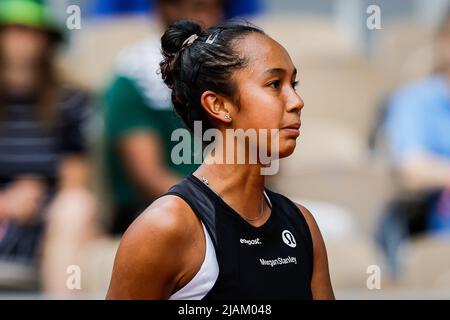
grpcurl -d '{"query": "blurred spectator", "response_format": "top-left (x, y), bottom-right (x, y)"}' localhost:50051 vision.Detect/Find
top-left (377, 10), bottom-right (450, 277)
top-left (103, 0), bottom-right (229, 235)
top-left (90, 0), bottom-right (261, 19)
top-left (386, 13), bottom-right (450, 231)
top-left (0, 0), bottom-right (94, 291)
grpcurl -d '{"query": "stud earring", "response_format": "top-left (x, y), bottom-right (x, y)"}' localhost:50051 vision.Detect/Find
top-left (224, 114), bottom-right (232, 121)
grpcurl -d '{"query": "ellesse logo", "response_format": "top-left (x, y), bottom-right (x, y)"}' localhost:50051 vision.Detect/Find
top-left (282, 230), bottom-right (296, 248)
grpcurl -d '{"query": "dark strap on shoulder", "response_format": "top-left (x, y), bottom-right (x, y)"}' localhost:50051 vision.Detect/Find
top-left (164, 176), bottom-right (219, 247)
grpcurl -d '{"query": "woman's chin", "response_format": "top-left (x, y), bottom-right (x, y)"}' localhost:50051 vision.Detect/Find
top-left (278, 141), bottom-right (297, 159)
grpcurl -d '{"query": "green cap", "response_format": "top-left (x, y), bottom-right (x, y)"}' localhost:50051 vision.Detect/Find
top-left (0, 0), bottom-right (63, 42)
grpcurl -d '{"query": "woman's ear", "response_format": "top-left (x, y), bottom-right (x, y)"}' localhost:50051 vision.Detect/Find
top-left (200, 90), bottom-right (234, 124)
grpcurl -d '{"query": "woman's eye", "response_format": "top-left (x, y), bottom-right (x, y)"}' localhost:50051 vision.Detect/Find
top-left (292, 81), bottom-right (299, 89)
top-left (267, 80), bottom-right (281, 89)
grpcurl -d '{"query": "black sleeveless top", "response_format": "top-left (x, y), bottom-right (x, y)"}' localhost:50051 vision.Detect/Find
top-left (165, 174), bottom-right (313, 300)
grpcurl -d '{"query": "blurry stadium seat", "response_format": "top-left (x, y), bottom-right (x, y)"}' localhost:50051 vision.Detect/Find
top-left (57, 16), bottom-right (158, 90)
top-left (327, 237), bottom-right (384, 290)
top-left (436, 269), bottom-right (450, 288)
top-left (373, 21), bottom-right (435, 94)
top-left (291, 197), bottom-right (358, 242)
top-left (253, 14), bottom-right (362, 61)
top-left (79, 237), bottom-right (120, 297)
top-left (268, 165), bottom-right (395, 236)
top-left (297, 59), bottom-right (383, 140)
top-left (0, 261), bottom-right (39, 292)
top-left (402, 234), bottom-right (450, 289)
top-left (282, 117), bottom-right (368, 170)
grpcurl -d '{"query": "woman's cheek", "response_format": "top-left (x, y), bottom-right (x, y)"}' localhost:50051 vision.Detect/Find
top-left (240, 87), bottom-right (283, 128)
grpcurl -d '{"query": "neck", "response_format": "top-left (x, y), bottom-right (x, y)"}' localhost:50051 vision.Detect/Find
top-left (193, 146), bottom-right (268, 222)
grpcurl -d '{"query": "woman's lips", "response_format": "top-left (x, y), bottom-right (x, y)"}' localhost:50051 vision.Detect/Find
top-left (281, 122), bottom-right (301, 137)
top-left (281, 127), bottom-right (300, 137)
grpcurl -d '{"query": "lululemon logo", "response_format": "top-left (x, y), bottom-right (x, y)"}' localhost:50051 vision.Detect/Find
top-left (282, 230), bottom-right (296, 248)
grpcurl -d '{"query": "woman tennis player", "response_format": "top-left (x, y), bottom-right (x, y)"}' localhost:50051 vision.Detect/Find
top-left (106, 20), bottom-right (334, 300)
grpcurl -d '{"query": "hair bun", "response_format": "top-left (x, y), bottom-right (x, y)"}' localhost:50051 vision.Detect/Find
top-left (160, 20), bottom-right (202, 89)
top-left (161, 19), bottom-right (202, 56)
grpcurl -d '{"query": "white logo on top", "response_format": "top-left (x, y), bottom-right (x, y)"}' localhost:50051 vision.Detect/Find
top-left (240, 238), bottom-right (261, 246)
top-left (282, 230), bottom-right (296, 248)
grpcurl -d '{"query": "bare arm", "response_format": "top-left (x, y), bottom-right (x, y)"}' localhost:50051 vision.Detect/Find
top-left (398, 153), bottom-right (450, 191)
top-left (58, 155), bottom-right (91, 190)
top-left (295, 203), bottom-right (335, 300)
top-left (118, 131), bottom-right (181, 199)
top-left (106, 195), bottom-right (199, 299)
top-left (0, 176), bottom-right (46, 224)
top-left (0, 155), bottom-right (89, 224)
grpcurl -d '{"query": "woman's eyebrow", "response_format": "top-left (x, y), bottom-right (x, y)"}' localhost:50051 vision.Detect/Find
top-left (263, 68), bottom-right (285, 77)
top-left (263, 67), bottom-right (297, 77)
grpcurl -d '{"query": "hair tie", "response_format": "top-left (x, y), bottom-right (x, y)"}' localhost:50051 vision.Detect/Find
top-left (181, 34), bottom-right (199, 49)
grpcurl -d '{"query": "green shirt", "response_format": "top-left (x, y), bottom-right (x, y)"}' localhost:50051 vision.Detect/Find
top-left (104, 75), bottom-right (198, 207)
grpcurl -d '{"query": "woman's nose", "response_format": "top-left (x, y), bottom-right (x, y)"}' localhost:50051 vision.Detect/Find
top-left (286, 91), bottom-right (304, 112)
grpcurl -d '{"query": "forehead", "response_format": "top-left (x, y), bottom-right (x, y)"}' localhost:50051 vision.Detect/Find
top-left (234, 32), bottom-right (295, 75)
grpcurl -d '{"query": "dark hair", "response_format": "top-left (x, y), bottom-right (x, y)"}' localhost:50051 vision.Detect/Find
top-left (159, 19), bottom-right (264, 132)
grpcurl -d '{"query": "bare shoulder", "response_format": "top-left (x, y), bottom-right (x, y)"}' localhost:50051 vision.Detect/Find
top-left (137, 194), bottom-right (196, 229)
top-left (120, 194), bottom-right (200, 252)
top-left (291, 202), bottom-right (328, 255)
top-left (292, 202), bottom-right (321, 237)
top-left (292, 201), bottom-right (335, 299)
top-left (106, 195), bottom-right (202, 299)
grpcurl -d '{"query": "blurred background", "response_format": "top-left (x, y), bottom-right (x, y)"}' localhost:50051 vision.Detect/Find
top-left (1, 0), bottom-right (450, 299)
